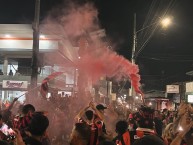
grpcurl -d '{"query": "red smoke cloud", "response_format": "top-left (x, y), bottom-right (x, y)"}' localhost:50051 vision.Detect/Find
top-left (31, 1), bottom-right (144, 142)
top-left (76, 45), bottom-right (143, 95)
top-left (42, 2), bottom-right (143, 95)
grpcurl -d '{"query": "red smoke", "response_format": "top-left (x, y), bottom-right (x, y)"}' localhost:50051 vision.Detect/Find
top-left (57, 3), bottom-right (98, 38)
top-left (76, 44), bottom-right (143, 96)
top-left (31, 1), bottom-right (144, 142)
top-left (42, 2), bottom-right (143, 96)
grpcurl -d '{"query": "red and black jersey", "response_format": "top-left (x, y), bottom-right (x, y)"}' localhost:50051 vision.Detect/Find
top-left (93, 114), bottom-right (107, 134)
top-left (14, 115), bottom-right (33, 137)
top-left (14, 115), bottom-right (32, 130)
top-left (77, 115), bottom-right (106, 145)
top-left (114, 131), bottom-right (131, 145)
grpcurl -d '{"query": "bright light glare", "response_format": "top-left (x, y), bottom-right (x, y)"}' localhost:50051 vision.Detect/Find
top-left (161, 17), bottom-right (171, 28)
top-left (178, 126), bottom-right (183, 131)
top-left (5, 34), bottom-right (11, 38)
top-left (40, 35), bottom-right (45, 39)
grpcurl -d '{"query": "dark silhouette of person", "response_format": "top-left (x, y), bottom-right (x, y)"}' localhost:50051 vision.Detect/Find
top-left (24, 113), bottom-right (49, 145)
top-left (8, 70), bottom-right (13, 76)
top-left (113, 120), bottom-right (131, 145)
top-left (0, 69), bottom-right (3, 75)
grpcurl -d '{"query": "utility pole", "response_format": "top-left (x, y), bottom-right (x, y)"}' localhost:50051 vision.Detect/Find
top-left (31, 0), bottom-right (40, 96)
top-left (130, 13), bottom-right (137, 110)
top-left (131, 13), bottom-right (137, 97)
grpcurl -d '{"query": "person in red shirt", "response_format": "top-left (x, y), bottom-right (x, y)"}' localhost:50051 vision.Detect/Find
top-left (113, 120), bottom-right (131, 145)
top-left (14, 104), bottom-right (35, 138)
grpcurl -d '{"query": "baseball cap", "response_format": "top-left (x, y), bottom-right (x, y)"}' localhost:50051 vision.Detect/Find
top-left (96, 104), bottom-right (107, 110)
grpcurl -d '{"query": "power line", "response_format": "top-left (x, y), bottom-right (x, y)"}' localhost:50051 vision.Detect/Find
top-left (135, 0), bottom-right (178, 59)
top-left (138, 56), bottom-right (193, 62)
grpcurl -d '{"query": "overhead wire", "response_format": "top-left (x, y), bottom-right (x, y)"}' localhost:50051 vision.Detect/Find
top-left (135, 0), bottom-right (178, 59)
top-left (138, 0), bottom-right (158, 43)
top-left (138, 53), bottom-right (193, 62)
top-left (137, 0), bottom-right (161, 48)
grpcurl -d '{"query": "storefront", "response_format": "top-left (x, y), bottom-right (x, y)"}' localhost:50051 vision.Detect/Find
top-left (166, 85), bottom-right (180, 110)
top-left (1, 80), bottom-right (28, 103)
top-left (144, 97), bottom-right (170, 111)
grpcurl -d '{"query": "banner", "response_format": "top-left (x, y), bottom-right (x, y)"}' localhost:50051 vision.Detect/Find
top-left (2, 80), bottom-right (28, 89)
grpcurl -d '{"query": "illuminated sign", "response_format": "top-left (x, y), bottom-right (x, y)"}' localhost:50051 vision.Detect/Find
top-left (187, 95), bottom-right (193, 103)
top-left (166, 85), bottom-right (179, 93)
top-left (186, 82), bottom-right (193, 92)
top-left (2, 80), bottom-right (28, 89)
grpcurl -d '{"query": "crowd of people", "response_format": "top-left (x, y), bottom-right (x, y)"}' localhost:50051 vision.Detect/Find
top-left (0, 93), bottom-right (192, 145)
top-left (0, 98), bottom-right (49, 145)
top-left (69, 101), bottom-right (193, 145)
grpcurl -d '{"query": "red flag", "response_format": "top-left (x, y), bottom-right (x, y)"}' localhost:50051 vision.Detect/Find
top-left (40, 72), bottom-right (63, 98)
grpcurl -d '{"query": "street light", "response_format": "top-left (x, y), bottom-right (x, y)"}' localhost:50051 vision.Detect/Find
top-left (131, 13), bottom-right (172, 98)
top-left (160, 17), bottom-right (172, 28)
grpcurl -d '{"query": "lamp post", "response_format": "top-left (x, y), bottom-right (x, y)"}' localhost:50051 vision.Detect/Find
top-left (130, 13), bottom-right (172, 102)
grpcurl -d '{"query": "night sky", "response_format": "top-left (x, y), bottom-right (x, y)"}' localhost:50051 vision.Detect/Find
top-left (1, 0), bottom-right (193, 91)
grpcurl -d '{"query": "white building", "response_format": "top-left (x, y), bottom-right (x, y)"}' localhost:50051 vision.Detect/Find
top-left (0, 24), bottom-right (79, 102)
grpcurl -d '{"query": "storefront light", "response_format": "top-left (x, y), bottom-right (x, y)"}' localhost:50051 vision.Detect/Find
top-left (5, 34), bottom-right (11, 38)
top-left (40, 35), bottom-right (45, 39)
